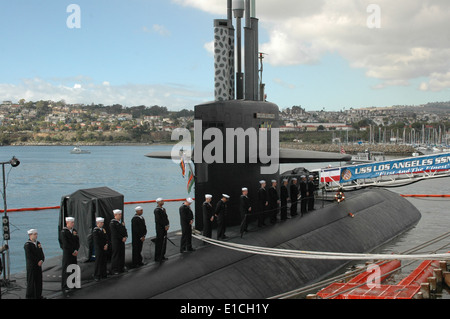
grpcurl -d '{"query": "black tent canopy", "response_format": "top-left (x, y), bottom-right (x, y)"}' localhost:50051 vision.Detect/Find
top-left (58, 187), bottom-right (124, 262)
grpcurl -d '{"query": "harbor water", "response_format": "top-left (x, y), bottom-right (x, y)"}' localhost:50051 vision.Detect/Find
top-left (1, 145), bottom-right (449, 299)
top-left (1, 145), bottom-right (188, 275)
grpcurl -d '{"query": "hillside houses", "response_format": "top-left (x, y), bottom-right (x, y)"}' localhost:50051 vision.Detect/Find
top-left (0, 100), bottom-right (448, 145)
top-left (0, 100), bottom-right (193, 134)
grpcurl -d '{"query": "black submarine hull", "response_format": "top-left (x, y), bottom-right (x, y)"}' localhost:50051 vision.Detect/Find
top-left (194, 100), bottom-right (280, 229)
top-left (67, 188), bottom-right (420, 299)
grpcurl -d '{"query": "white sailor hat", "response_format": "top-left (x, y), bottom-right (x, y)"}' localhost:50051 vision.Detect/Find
top-left (135, 206), bottom-right (143, 211)
top-left (186, 198), bottom-right (194, 203)
top-left (292, 177), bottom-right (297, 181)
top-left (309, 175), bottom-right (313, 178)
top-left (156, 198), bottom-right (163, 202)
top-left (65, 217), bottom-right (75, 222)
top-left (259, 180), bottom-right (266, 184)
top-left (301, 175), bottom-right (306, 178)
top-left (96, 217), bottom-right (104, 223)
top-left (242, 187), bottom-right (248, 191)
top-left (271, 179), bottom-right (277, 183)
top-left (205, 194), bottom-right (212, 199)
top-left (113, 209), bottom-right (122, 215)
top-left (27, 229), bottom-right (37, 235)
top-left (283, 178), bottom-right (288, 182)
top-left (222, 194), bottom-right (230, 199)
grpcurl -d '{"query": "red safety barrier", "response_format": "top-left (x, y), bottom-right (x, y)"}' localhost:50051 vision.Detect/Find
top-left (0, 198), bottom-right (194, 213)
top-left (0, 206), bottom-right (61, 213)
top-left (317, 260), bottom-right (402, 299)
top-left (317, 259), bottom-right (443, 299)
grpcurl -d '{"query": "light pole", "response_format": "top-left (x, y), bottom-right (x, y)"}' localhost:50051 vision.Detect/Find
top-left (1, 156), bottom-right (20, 284)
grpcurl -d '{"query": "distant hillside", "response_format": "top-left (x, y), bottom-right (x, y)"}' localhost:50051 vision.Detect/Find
top-left (395, 101), bottom-right (450, 113)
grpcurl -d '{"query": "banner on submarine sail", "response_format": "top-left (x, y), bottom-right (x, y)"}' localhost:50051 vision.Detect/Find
top-left (339, 153), bottom-right (450, 183)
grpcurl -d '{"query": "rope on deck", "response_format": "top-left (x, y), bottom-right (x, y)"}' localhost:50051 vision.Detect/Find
top-left (192, 232), bottom-right (450, 261)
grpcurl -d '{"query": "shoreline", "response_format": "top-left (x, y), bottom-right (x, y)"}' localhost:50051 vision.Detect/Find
top-left (3, 142), bottom-right (175, 147)
top-left (4, 141), bottom-right (419, 155)
top-left (281, 142), bottom-right (418, 156)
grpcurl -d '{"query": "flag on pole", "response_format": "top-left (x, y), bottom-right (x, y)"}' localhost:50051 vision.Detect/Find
top-left (187, 169), bottom-right (194, 193)
top-left (186, 160), bottom-right (195, 193)
top-left (187, 162), bottom-right (195, 193)
top-left (179, 155), bottom-right (186, 178)
top-left (340, 145), bottom-right (346, 154)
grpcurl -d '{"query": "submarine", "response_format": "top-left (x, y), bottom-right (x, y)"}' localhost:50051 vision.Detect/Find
top-left (134, 0), bottom-right (420, 298)
top-left (146, 0), bottom-right (351, 228)
top-left (4, 0), bottom-right (421, 300)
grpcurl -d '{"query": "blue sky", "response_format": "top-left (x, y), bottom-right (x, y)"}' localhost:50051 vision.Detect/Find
top-left (0, 0), bottom-right (449, 111)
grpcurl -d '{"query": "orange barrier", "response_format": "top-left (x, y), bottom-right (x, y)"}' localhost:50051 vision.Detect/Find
top-left (401, 194), bottom-right (450, 198)
top-left (317, 259), bottom-right (441, 299)
top-left (0, 198), bottom-right (194, 213)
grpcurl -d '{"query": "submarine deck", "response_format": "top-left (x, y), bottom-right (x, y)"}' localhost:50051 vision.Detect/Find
top-left (1, 188), bottom-right (421, 299)
top-left (3, 202), bottom-right (329, 299)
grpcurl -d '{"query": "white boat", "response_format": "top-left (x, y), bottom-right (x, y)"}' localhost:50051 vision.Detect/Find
top-left (350, 150), bottom-right (385, 163)
top-left (432, 147), bottom-right (441, 153)
top-left (70, 146), bottom-right (91, 154)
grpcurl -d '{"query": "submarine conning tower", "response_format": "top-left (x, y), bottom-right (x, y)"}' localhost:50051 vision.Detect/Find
top-left (194, 0), bottom-right (279, 230)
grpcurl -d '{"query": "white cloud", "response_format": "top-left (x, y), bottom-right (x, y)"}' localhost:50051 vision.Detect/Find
top-left (0, 78), bottom-right (211, 109)
top-left (420, 72), bottom-right (450, 92)
top-left (203, 40), bottom-right (214, 56)
top-left (176, 0), bottom-right (450, 91)
top-left (152, 24), bottom-right (171, 37)
top-left (273, 78), bottom-right (296, 90)
top-left (142, 24), bottom-right (171, 37)
top-left (171, 0), bottom-right (224, 15)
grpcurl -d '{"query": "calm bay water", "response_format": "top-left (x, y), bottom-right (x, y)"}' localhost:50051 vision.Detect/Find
top-left (1, 145), bottom-right (188, 274)
top-left (1, 145), bottom-right (449, 300)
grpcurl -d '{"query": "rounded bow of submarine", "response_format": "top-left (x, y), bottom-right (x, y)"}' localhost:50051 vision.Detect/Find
top-left (66, 188), bottom-right (421, 299)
